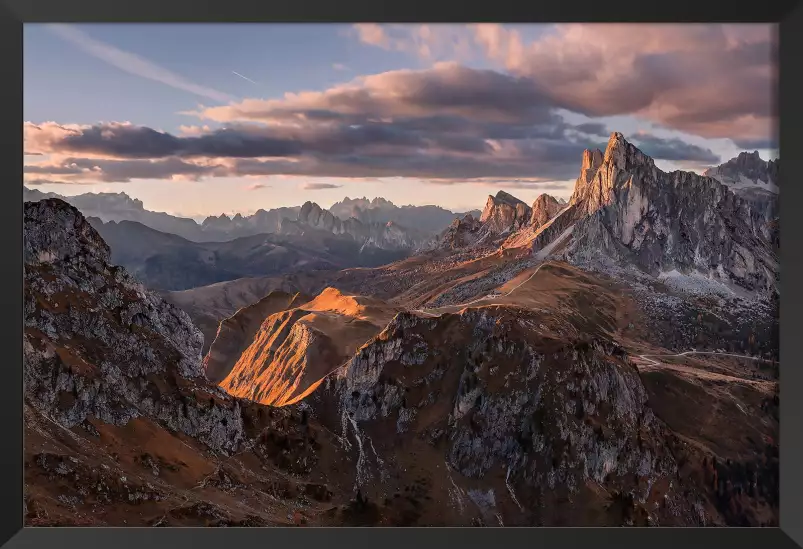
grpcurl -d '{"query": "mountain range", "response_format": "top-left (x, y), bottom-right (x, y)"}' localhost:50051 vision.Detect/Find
top-left (23, 186), bottom-right (479, 244)
top-left (23, 132), bottom-right (779, 527)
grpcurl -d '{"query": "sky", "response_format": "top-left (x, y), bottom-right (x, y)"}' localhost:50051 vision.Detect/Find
top-left (24, 23), bottom-right (778, 218)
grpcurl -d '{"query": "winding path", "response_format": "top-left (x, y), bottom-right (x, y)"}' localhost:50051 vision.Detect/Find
top-left (636, 350), bottom-right (775, 367)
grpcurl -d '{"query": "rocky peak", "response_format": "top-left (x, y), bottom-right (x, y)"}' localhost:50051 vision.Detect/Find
top-left (603, 132), bottom-right (656, 173)
top-left (299, 201), bottom-right (343, 233)
top-left (480, 191), bottom-right (532, 234)
top-left (201, 213), bottom-right (231, 228)
top-left (530, 194), bottom-right (564, 230)
top-left (569, 148), bottom-right (604, 208)
top-left (370, 197), bottom-right (394, 208)
top-left (569, 133), bottom-right (657, 216)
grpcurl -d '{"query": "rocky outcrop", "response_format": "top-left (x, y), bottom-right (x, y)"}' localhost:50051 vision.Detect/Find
top-left (529, 194), bottom-right (564, 230)
top-left (203, 290), bottom-right (311, 383)
top-left (559, 133), bottom-right (778, 296)
top-left (579, 148), bottom-right (605, 188)
top-left (480, 191), bottom-right (532, 234)
top-left (311, 308), bottom-right (704, 526)
top-left (437, 214), bottom-right (484, 250)
top-left (23, 199), bottom-right (252, 452)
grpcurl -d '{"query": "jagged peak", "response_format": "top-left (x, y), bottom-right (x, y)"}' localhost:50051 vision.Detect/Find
top-left (738, 150), bottom-right (762, 161)
top-left (603, 131), bottom-right (655, 170)
top-left (490, 190), bottom-right (527, 207)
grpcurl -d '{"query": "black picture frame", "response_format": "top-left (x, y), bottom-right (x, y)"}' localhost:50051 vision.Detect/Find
top-left (2, 1), bottom-right (800, 547)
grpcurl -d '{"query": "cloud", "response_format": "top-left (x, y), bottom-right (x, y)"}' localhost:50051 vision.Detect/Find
top-left (332, 63), bottom-right (349, 71)
top-left (245, 183), bottom-right (270, 190)
top-left (352, 24), bottom-right (390, 48)
top-left (351, 24), bottom-right (481, 62)
top-left (353, 24), bottom-right (776, 143)
top-left (25, 121), bottom-right (303, 159)
top-left (468, 23), bottom-right (777, 143)
top-left (24, 178), bottom-right (98, 186)
top-left (46, 24), bottom-right (234, 103)
top-left (27, 33), bottom-right (768, 187)
top-left (302, 182), bottom-right (343, 190)
top-left (572, 123), bottom-right (610, 137)
top-left (24, 154), bottom-right (223, 183)
top-left (24, 61), bottom-right (727, 185)
top-left (731, 137), bottom-right (778, 151)
top-left (629, 132), bottom-right (720, 164)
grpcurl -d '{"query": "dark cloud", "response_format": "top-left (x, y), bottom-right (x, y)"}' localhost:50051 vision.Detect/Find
top-left (52, 124), bottom-right (303, 159)
top-left (732, 137), bottom-right (778, 151)
top-left (572, 123), bottom-right (610, 137)
top-left (629, 133), bottom-right (720, 164)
